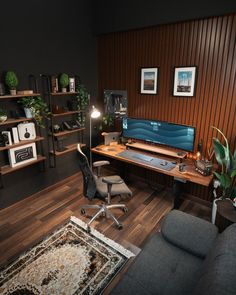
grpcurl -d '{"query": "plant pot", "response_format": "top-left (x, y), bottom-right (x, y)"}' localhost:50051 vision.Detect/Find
top-left (61, 88), bottom-right (67, 93)
top-left (24, 108), bottom-right (33, 118)
top-left (0, 115), bottom-right (7, 122)
top-left (10, 89), bottom-right (16, 95)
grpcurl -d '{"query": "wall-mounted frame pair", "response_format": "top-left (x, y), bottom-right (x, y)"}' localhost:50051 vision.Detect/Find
top-left (173, 66), bottom-right (197, 97)
top-left (140, 67), bottom-right (159, 94)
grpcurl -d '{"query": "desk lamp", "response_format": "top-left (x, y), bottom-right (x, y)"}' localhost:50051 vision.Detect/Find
top-left (89, 105), bottom-right (101, 166)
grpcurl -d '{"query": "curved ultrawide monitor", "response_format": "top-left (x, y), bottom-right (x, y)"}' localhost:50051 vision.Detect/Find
top-left (122, 118), bottom-right (195, 152)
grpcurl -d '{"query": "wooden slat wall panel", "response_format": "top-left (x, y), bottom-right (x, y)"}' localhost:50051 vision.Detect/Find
top-left (97, 14), bottom-right (236, 202)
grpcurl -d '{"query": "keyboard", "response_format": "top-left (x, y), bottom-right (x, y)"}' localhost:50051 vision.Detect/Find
top-left (117, 150), bottom-right (176, 171)
top-left (132, 153), bottom-right (153, 162)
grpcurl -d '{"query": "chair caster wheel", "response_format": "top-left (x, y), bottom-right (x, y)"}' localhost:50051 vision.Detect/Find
top-left (81, 208), bottom-right (86, 215)
top-left (117, 224), bottom-right (123, 230)
top-left (87, 226), bottom-right (91, 233)
top-left (123, 207), bottom-right (128, 213)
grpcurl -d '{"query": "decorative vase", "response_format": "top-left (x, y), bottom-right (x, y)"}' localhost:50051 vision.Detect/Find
top-left (24, 108), bottom-right (33, 118)
top-left (61, 88), bottom-right (67, 93)
top-left (10, 89), bottom-right (16, 95)
top-left (0, 115), bottom-right (7, 122)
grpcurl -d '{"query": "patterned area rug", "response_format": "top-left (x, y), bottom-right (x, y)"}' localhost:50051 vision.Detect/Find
top-left (0, 216), bottom-right (134, 295)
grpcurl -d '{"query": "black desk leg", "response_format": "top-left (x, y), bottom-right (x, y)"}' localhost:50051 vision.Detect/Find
top-left (173, 178), bottom-right (186, 209)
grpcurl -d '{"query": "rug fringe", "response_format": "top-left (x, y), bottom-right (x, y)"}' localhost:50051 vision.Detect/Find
top-left (70, 216), bottom-right (135, 259)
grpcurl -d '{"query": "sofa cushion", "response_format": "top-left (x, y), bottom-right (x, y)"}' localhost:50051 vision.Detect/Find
top-left (161, 210), bottom-right (218, 258)
top-left (111, 233), bottom-right (204, 295)
top-left (193, 223), bottom-right (236, 295)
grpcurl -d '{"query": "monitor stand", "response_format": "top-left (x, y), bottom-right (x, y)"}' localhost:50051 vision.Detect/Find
top-left (125, 142), bottom-right (187, 159)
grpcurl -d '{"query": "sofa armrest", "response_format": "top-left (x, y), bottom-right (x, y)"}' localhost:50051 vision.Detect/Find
top-left (161, 210), bottom-right (218, 258)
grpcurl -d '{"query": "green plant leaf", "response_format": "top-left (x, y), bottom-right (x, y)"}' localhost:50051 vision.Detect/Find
top-left (213, 171), bottom-right (222, 181)
top-left (230, 187), bottom-right (236, 199)
top-left (212, 126), bottom-right (230, 170)
top-left (230, 169), bottom-right (236, 178)
top-left (213, 138), bottom-right (225, 166)
top-left (220, 174), bottom-right (231, 189)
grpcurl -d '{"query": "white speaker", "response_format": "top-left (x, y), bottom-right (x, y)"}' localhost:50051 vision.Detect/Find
top-left (17, 122), bottom-right (36, 140)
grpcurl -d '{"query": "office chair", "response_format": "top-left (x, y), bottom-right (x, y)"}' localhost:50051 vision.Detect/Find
top-left (77, 144), bottom-right (132, 231)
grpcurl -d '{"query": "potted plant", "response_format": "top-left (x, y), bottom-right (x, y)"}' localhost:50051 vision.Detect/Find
top-left (211, 126), bottom-right (236, 222)
top-left (59, 73), bottom-right (69, 93)
top-left (18, 96), bottom-right (50, 128)
top-left (5, 71), bottom-right (18, 95)
top-left (0, 108), bottom-right (7, 122)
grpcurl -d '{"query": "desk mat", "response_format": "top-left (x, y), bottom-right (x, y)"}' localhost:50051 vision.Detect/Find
top-left (117, 150), bottom-right (176, 171)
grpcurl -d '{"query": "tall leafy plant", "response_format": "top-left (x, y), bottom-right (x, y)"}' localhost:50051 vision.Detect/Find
top-left (212, 126), bottom-right (236, 200)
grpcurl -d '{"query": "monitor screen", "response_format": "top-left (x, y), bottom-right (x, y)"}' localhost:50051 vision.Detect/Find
top-left (122, 118), bottom-right (195, 152)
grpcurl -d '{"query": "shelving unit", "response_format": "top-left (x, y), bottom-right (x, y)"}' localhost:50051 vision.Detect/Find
top-left (0, 83), bottom-right (46, 187)
top-left (41, 75), bottom-right (87, 167)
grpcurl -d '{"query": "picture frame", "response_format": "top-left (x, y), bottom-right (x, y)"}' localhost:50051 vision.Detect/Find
top-left (140, 67), bottom-right (158, 94)
top-left (8, 143), bottom-right (37, 168)
top-left (173, 66), bottom-right (197, 97)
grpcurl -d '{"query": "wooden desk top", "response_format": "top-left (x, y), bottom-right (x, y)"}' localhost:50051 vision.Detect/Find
top-left (91, 144), bottom-right (214, 187)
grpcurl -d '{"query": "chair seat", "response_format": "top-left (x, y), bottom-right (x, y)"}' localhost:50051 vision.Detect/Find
top-left (96, 175), bottom-right (132, 197)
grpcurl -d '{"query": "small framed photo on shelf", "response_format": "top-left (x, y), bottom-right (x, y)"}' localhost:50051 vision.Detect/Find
top-left (173, 66), bottom-right (197, 97)
top-left (140, 67), bottom-right (158, 94)
top-left (8, 143), bottom-right (37, 168)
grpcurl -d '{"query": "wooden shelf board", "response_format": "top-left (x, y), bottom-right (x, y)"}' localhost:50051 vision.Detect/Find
top-left (50, 143), bottom-right (86, 156)
top-left (0, 93), bottom-right (40, 99)
top-left (50, 92), bottom-right (79, 96)
top-left (0, 155), bottom-right (46, 175)
top-left (0, 117), bottom-right (33, 126)
top-left (51, 111), bottom-right (81, 117)
top-left (0, 136), bottom-right (44, 151)
top-left (53, 127), bottom-right (85, 137)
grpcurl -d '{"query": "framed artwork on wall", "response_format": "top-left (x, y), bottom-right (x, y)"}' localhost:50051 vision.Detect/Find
top-left (173, 66), bottom-right (197, 97)
top-left (140, 67), bottom-right (158, 94)
top-left (8, 143), bottom-right (37, 168)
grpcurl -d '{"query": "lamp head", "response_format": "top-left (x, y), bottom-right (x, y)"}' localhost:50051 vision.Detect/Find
top-left (90, 105), bottom-right (101, 119)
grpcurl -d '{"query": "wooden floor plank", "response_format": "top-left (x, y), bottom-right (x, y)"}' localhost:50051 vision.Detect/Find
top-left (0, 170), bottom-right (211, 288)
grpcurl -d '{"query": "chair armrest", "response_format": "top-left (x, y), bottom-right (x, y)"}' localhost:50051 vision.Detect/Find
top-left (161, 210), bottom-right (218, 258)
top-left (102, 175), bottom-right (124, 185)
top-left (93, 160), bottom-right (110, 167)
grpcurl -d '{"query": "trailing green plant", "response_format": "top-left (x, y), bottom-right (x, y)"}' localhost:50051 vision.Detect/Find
top-left (76, 83), bottom-right (89, 108)
top-left (212, 126), bottom-right (236, 200)
top-left (98, 114), bottom-right (114, 131)
top-left (0, 108), bottom-right (7, 116)
top-left (59, 73), bottom-right (69, 88)
top-left (5, 71), bottom-right (18, 90)
top-left (18, 96), bottom-right (50, 128)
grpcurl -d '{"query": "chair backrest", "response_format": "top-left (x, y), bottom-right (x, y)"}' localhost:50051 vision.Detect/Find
top-left (77, 144), bottom-right (97, 200)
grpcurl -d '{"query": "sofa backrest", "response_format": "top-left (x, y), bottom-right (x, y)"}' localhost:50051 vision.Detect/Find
top-left (193, 223), bottom-right (236, 295)
top-left (161, 210), bottom-right (218, 259)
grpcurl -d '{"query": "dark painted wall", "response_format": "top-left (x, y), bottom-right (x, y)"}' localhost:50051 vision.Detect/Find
top-left (0, 0), bottom-right (97, 208)
top-left (92, 0), bottom-right (236, 34)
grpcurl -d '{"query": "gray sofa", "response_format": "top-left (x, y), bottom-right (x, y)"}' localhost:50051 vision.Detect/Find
top-left (111, 210), bottom-right (236, 295)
